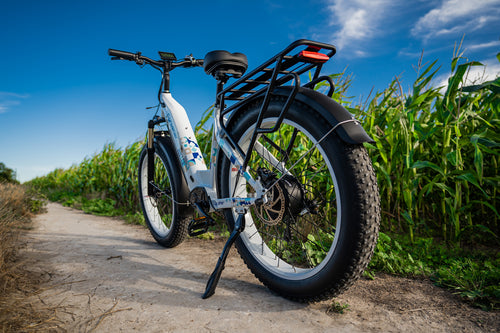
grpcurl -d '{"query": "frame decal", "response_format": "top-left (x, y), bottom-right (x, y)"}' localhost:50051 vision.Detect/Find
top-left (181, 136), bottom-right (203, 170)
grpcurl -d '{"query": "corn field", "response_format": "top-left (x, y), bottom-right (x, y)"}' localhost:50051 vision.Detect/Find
top-left (28, 54), bottom-right (499, 247)
top-left (30, 141), bottom-right (144, 213)
top-left (357, 56), bottom-right (499, 245)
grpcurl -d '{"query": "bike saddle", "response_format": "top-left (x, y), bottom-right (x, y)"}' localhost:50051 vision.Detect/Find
top-left (204, 50), bottom-right (248, 78)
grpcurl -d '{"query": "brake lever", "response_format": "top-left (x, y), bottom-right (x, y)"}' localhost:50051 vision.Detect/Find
top-left (111, 56), bottom-right (123, 61)
top-left (134, 52), bottom-right (144, 65)
top-left (184, 54), bottom-right (196, 67)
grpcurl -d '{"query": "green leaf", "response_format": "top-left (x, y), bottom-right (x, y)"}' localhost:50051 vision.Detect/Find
top-left (445, 61), bottom-right (484, 102)
top-left (421, 175), bottom-right (443, 195)
top-left (451, 57), bottom-right (461, 72)
top-left (474, 224), bottom-right (498, 239)
top-left (408, 253), bottom-right (415, 264)
top-left (402, 211), bottom-right (414, 227)
top-left (468, 61), bottom-right (484, 67)
top-left (403, 190), bottom-right (413, 210)
top-left (471, 134), bottom-right (500, 148)
top-left (434, 182), bottom-right (455, 195)
top-left (363, 142), bottom-right (377, 150)
top-left (373, 162), bottom-right (392, 191)
top-left (412, 160), bottom-right (445, 177)
top-left (473, 145), bottom-right (484, 182)
top-left (469, 200), bottom-right (500, 219)
top-left (409, 90), bottom-right (431, 108)
top-left (376, 140), bottom-right (388, 164)
top-left (417, 59), bottom-right (439, 83)
top-left (378, 232), bottom-right (391, 243)
top-left (446, 151), bottom-right (458, 166)
top-left (456, 172), bottom-right (489, 197)
top-left (462, 77), bottom-right (500, 93)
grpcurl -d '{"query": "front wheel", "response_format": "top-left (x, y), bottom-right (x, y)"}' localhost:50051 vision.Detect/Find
top-left (219, 96), bottom-right (380, 302)
top-left (138, 137), bottom-right (190, 247)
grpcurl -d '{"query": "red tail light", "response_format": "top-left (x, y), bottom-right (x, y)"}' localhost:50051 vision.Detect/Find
top-left (298, 50), bottom-right (329, 63)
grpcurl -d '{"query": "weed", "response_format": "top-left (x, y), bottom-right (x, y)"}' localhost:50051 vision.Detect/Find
top-left (196, 231), bottom-right (215, 240)
top-left (326, 301), bottom-right (350, 314)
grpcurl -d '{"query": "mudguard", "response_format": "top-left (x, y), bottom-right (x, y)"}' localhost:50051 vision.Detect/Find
top-left (275, 86), bottom-right (374, 144)
top-left (154, 134), bottom-right (194, 218)
top-left (227, 86), bottom-right (374, 145)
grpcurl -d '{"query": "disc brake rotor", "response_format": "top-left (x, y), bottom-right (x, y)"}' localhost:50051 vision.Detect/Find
top-left (255, 182), bottom-right (286, 226)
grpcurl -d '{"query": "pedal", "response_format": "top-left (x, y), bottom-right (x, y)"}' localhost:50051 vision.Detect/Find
top-left (188, 216), bottom-right (214, 237)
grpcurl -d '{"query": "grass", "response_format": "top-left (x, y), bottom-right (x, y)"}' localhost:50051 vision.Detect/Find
top-left (367, 231), bottom-right (499, 310)
top-left (0, 181), bottom-right (48, 331)
top-left (326, 301), bottom-right (350, 315)
top-left (26, 49), bottom-right (500, 310)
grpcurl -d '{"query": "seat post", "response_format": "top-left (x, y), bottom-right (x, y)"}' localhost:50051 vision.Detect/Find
top-left (216, 79), bottom-right (225, 95)
top-left (215, 73), bottom-right (228, 108)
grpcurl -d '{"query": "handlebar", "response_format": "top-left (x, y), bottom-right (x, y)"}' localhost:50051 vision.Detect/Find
top-left (108, 49), bottom-right (136, 61)
top-left (108, 48), bottom-right (203, 69)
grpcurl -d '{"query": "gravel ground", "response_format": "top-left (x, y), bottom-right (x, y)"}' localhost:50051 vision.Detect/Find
top-left (20, 203), bottom-right (499, 332)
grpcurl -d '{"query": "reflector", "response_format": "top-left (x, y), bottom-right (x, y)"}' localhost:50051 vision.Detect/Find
top-left (298, 50), bottom-right (329, 63)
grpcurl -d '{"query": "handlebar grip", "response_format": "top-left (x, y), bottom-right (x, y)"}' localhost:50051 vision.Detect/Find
top-left (108, 49), bottom-right (136, 60)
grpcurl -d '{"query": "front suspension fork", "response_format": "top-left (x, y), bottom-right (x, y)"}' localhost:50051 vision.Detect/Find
top-left (147, 120), bottom-right (155, 197)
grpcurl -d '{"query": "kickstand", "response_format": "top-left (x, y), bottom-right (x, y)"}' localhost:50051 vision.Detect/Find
top-left (202, 212), bottom-right (245, 299)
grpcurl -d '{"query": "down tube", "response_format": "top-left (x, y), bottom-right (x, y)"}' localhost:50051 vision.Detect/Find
top-left (160, 92), bottom-right (208, 190)
top-left (211, 133), bottom-right (266, 210)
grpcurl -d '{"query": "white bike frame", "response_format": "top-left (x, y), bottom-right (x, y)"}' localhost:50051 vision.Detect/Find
top-left (159, 92), bottom-right (267, 211)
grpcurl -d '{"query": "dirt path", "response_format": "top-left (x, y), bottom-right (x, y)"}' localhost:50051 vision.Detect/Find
top-left (22, 203), bottom-right (498, 332)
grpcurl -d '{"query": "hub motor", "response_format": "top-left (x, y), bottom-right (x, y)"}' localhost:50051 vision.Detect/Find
top-left (255, 168), bottom-right (305, 225)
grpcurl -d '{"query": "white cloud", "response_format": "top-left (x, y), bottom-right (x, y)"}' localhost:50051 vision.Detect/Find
top-left (0, 92), bottom-right (28, 113)
top-left (0, 92), bottom-right (27, 98)
top-left (326, 0), bottom-right (398, 55)
top-left (469, 58), bottom-right (500, 83)
top-left (412, 0), bottom-right (500, 41)
top-left (467, 40), bottom-right (500, 51)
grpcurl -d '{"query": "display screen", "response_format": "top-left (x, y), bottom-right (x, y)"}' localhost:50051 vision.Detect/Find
top-left (158, 52), bottom-right (177, 61)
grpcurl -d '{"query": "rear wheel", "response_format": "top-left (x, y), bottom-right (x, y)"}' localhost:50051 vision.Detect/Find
top-left (219, 96), bottom-right (380, 301)
top-left (138, 140), bottom-right (189, 247)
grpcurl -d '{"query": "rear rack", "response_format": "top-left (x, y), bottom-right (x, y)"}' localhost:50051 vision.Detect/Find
top-left (217, 39), bottom-right (337, 169)
top-left (218, 39), bottom-right (336, 115)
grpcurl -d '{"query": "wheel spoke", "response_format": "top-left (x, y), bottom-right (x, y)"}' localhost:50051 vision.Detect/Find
top-left (140, 151), bottom-right (175, 240)
top-left (228, 115), bottom-right (341, 275)
top-left (284, 128), bottom-right (299, 164)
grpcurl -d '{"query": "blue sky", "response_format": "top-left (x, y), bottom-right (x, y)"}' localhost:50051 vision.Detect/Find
top-left (1, 0), bottom-right (499, 182)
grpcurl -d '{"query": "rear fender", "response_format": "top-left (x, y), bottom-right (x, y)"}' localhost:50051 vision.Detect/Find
top-left (272, 87), bottom-right (374, 144)
top-left (224, 86), bottom-right (373, 145)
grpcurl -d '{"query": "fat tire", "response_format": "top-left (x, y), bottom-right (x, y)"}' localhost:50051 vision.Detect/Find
top-left (219, 95), bottom-right (380, 302)
top-left (138, 136), bottom-right (190, 248)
